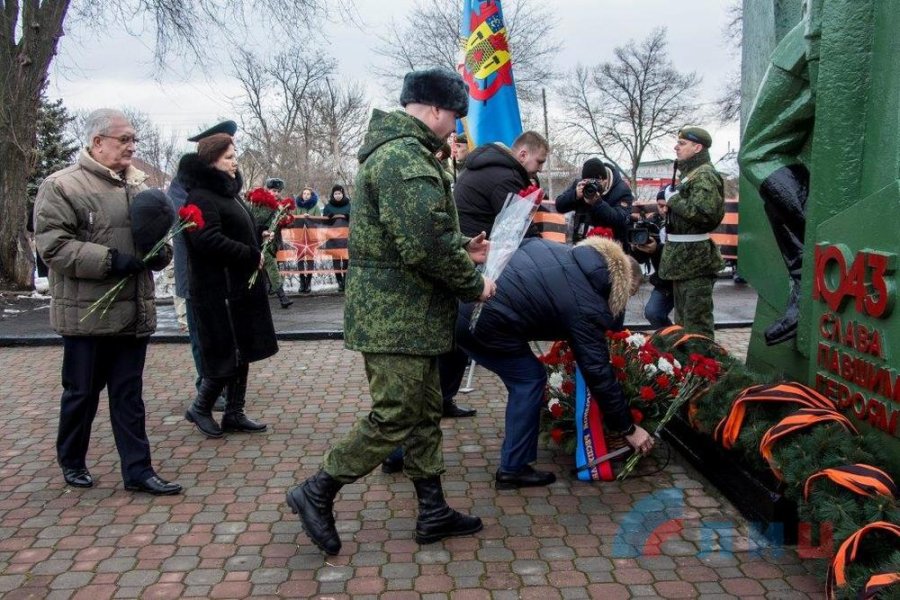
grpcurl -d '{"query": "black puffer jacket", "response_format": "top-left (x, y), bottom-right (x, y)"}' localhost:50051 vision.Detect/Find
top-left (181, 153), bottom-right (278, 378)
top-left (460, 237), bottom-right (635, 433)
top-left (453, 143), bottom-right (532, 237)
top-left (555, 164), bottom-right (634, 245)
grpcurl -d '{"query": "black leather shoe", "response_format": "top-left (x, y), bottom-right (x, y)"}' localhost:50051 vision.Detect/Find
top-left (495, 465), bottom-right (556, 490)
top-left (221, 412), bottom-right (267, 433)
top-left (62, 467), bottom-right (93, 488)
top-left (125, 475), bottom-right (183, 496)
top-left (442, 399), bottom-right (476, 418)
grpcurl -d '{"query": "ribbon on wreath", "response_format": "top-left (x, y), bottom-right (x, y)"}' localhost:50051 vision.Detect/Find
top-left (713, 382), bottom-right (835, 449)
top-left (572, 367), bottom-right (616, 481)
top-left (759, 408), bottom-right (858, 480)
top-left (825, 521), bottom-right (900, 600)
top-left (803, 464), bottom-right (898, 501)
top-left (859, 572), bottom-right (900, 599)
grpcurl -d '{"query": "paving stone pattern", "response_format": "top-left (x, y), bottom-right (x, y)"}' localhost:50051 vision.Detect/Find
top-left (0, 330), bottom-right (826, 598)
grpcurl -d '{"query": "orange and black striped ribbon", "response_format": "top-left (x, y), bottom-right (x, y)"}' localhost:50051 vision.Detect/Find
top-left (760, 408), bottom-right (858, 480)
top-left (649, 325), bottom-right (727, 354)
top-left (714, 383), bottom-right (836, 449)
top-left (804, 464), bottom-right (898, 502)
top-left (859, 572), bottom-right (900, 599)
top-left (826, 522), bottom-right (900, 599)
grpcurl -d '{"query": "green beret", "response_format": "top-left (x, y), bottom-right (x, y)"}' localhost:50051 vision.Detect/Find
top-left (678, 126), bottom-right (712, 148)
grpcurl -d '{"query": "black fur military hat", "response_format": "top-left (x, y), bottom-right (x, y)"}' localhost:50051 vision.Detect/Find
top-left (130, 188), bottom-right (175, 254)
top-left (400, 68), bottom-right (469, 118)
top-left (187, 120), bottom-right (238, 143)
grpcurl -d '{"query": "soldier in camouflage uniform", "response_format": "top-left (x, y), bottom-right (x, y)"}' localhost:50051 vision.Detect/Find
top-left (658, 128), bottom-right (725, 339)
top-left (286, 68), bottom-right (496, 555)
top-left (246, 178), bottom-right (293, 308)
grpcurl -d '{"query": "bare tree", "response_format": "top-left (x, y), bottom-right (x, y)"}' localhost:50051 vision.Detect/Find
top-left (713, 0), bottom-right (743, 124)
top-left (560, 28), bottom-right (701, 185)
top-left (0, 0), bottom-right (351, 288)
top-left (231, 46), bottom-right (370, 194)
top-left (372, 0), bottom-right (560, 104)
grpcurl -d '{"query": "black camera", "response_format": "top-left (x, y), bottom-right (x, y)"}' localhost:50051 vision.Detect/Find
top-left (582, 179), bottom-right (603, 200)
top-left (627, 220), bottom-right (660, 246)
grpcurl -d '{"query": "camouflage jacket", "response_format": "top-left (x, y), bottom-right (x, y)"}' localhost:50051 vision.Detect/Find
top-left (344, 109), bottom-right (484, 355)
top-left (658, 150), bottom-right (725, 281)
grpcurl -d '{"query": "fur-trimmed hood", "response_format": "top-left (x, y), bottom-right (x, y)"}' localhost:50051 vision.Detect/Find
top-left (575, 236), bottom-right (632, 316)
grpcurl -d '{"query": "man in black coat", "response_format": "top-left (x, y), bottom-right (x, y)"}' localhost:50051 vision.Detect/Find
top-left (452, 236), bottom-right (654, 489)
top-left (555, 158), bottom-right (634, 246)
top-left (453, 130), bottom-right (549, 238)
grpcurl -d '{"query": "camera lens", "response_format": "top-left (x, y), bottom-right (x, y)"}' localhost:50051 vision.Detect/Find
top-left (583, 182), bottom-right (599, 198)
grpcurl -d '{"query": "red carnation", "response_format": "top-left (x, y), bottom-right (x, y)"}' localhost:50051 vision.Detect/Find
top-left (631, 408), bottom-right (644, 425)
top-left (640, 386), bottom-right (656, 401)
top-left (639, 352), bottom-right (654, 365)
top-left (247, 187), bottom-right (279, 210)
top-left (561, 380), bottom-right (575, 396)
top-left (549, 402), bottom-right (564, 418)
top-left (615, 371), bottom-right (626, 382)
top-left (550, 428), bottom-right (565, 444)
top-left (655, 375), bottom-right (671, 389)
top-left (586, 226), bottom-right (614, 239)
top-left (611, 355), bottom-right (626, 369)
top-left (178, 205), bottom-right (205, 230)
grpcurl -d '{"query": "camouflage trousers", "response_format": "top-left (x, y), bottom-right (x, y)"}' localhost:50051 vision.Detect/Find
top-left (323, 353), bottom-right (444, 483)
top-left (673, 275), bottom-right (717, 340)
top-left (263, 247), bottom-right (283, 290)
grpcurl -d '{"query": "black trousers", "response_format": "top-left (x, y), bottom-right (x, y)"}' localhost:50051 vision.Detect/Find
top-left (57, 336), bottom-right (154, 484)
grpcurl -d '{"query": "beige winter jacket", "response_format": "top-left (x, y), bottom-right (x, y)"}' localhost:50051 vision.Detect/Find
top-left (34, 150), bottom-right (166, 337)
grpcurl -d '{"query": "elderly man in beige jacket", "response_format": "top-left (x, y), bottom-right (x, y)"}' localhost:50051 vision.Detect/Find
top-left (34, 108), bottom-right (181, 496)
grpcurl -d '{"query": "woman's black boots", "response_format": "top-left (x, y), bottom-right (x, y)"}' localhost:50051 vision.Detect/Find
top-left (185, 378), bottom-right (225, 438)
top-left (275, 285), bottom-right (293, 308)
top-left (412, 476), bottom-right (483, 544)
top-left (221, 370), bottom-right (267, 433)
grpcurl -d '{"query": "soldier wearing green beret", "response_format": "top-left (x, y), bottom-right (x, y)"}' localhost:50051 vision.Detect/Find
top-left (286, 67), bottom-right (496, 555)
top-left (657, 127), bottom-right (725, 339)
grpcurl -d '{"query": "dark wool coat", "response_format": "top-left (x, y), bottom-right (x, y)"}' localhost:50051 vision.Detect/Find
top-left (555, 164), bottom-right (634, 246)
top-left (180, 154), bottom-right (278, 378)
top-left (461, 237), bottom-right (635, 433)
top-left (453, 143), bottom-right (534, 237)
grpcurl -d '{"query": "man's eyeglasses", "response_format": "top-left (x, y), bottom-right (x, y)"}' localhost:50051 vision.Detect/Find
top-left (98, 134), bottom-right (139, 145)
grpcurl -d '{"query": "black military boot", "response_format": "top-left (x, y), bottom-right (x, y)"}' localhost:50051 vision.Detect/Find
top-left (275, 285), bottom-right (293, 308)
top-left (299, 275), bottom-right (311, 294)
top-left (185, 378), bottom-right (225, 438)
top-left (442, 398), bottom-right (476, 418)
top-left (286, 470), bottom-right (344, 555)
top-left (759, 165), bottom-right (809, 346)
top-left (335, 273), bottom-right (345, 293)
top-left (221, 371), bottom-right (267, 433)
top-left (412, 476), bottom-right (483, 544)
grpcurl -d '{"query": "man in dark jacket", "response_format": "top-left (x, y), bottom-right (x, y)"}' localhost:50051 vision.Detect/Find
top-left (453, 130), bottom-right (549, 238)
top-left (286, 68), bottom-right (495, 555)
top-left (168, 120), bottom-right (238, 408)
top-left (555, 158), bottom-right (634, 246)
top-left (453, 236), bottom-right (654, 489)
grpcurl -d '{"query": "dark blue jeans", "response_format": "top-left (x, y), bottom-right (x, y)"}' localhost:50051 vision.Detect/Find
top-left (644, 287), bottom-right (674, 328)
top-left (454, 310), bottom-right (547, 473)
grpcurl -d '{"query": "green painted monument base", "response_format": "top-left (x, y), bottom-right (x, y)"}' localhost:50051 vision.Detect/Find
top-left (746, 300), bottom-right (809, 381)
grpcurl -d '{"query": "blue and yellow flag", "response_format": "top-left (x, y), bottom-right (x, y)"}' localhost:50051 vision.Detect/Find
top-left (458, 0), bottom-right (523, 147)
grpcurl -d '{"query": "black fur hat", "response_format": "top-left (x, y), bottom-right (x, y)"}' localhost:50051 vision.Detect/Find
top-left (400, 68), bottom-right (469, 118)
top-left (187, 120), bottom-right (238, 143)
top-left (130, 188), bottom-right (175, 254)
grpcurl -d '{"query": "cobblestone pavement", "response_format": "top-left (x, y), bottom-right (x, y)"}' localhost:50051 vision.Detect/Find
top-left (0, 330), bottom-right (827, 599)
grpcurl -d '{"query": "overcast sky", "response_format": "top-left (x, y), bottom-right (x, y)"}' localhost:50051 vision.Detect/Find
top-left (47, 0), bottom-right (740, 164)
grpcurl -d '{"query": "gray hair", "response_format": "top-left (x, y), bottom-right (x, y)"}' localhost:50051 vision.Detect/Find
top-left (84, 109), bottom-right (129, 146)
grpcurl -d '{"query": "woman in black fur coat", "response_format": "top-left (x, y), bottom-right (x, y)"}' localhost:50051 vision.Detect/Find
top-left (180, 133), bottom-right (278, 438)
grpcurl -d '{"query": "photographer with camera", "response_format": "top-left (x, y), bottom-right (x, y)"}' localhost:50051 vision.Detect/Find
top-left (555, 158), bottom-right (633, 246)
top-left (631, 188), bottom-right (674, 328)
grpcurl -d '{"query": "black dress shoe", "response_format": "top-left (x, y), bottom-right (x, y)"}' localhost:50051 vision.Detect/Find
top-left (62, 467), bottom-right (93, 488)
top-left (495, 465), bottom-right (556, 490)
top-left (125, 475), bottom-right (183, 496)
top-left (442, 399), bottom-right (477, 418)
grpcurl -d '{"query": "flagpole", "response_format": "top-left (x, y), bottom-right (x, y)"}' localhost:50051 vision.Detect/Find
top-left (542, 88), bottom-right (552, 200)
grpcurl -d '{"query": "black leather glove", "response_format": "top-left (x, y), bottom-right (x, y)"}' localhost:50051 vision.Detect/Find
top-left (109, 249), bottom-right (145, 277)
